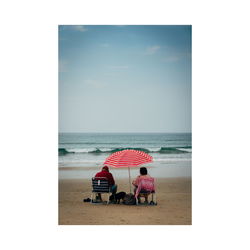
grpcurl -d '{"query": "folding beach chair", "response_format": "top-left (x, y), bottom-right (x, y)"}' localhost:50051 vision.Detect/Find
top-left (135, 177), bottom-right (157, 205)
top-left (91, 177), bottom-right (111, 204)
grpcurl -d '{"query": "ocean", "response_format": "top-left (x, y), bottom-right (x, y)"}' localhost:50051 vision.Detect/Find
top-left (58, 133), bottom-right (192, 179)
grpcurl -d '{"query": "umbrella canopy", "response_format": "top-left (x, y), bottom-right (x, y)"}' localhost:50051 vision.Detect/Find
top-left (103, 149), bottom-right (153, 193)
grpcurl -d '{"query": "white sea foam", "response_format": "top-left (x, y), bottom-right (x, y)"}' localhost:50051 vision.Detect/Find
top-left (66, 148), bottom-right (97, 153)
top-left (101, 148), bottom-right (113, 152)
top-left (147, 147), bottom-right (161, 152)
top-left (177, 148), bottom-right (192, 153)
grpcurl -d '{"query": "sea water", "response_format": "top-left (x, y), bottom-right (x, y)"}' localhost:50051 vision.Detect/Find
top-left (58, 133), bottom-right (192, 179)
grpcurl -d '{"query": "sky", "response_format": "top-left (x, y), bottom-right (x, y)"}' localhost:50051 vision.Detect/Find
top-left (59, 25), bottom-right (191, 133)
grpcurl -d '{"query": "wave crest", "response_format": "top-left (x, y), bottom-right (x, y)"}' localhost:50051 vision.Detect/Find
top-left (59, 146), bottom-right (191, 155)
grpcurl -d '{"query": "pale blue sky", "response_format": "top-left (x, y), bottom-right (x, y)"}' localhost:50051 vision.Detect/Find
top-left (59, 25), bottom-right (191, 133)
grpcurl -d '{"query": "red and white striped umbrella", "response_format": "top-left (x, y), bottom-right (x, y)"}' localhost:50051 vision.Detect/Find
top-left (103, 149), bottom-right (153, 193)
top-left (104, 149), bottom-right (153, 168)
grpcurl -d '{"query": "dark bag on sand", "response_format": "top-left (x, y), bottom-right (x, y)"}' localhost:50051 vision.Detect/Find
top-left (123, 193), bottom-right (136, 205)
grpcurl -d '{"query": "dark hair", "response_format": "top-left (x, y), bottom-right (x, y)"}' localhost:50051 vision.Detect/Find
top-left (102, 166), bottom-right (109, 172)
top-left (140, 167), bottom-right (147, 175)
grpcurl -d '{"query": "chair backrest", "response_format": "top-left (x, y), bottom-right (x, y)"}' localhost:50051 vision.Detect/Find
top-left (135, 177), bottom-right (155, 198)
top-left (92, 177), bottom-right (110, 193)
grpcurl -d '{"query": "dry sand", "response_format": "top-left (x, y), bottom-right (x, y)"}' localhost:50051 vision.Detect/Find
top-left (59, 177), bottom-right (192, 225)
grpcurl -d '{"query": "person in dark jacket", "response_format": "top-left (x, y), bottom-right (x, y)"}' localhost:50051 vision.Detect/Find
top-left (94, 166), bottom-right (117, 201)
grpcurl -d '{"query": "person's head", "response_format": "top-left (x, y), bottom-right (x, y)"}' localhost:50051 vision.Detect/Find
top-left (140, 167), bottom-right (147, 175)
top-left (102, 166), bottom-right (109, 172)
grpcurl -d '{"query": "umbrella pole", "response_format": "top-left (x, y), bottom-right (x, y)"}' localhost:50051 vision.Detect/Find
top-left (128, 167), bottom-right (132, 194)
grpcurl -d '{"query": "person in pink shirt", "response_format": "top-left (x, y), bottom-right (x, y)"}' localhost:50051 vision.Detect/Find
top-left (132, 167), bottom-right (155, 203)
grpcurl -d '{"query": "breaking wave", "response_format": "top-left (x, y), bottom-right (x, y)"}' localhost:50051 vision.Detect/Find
top-left (59, 146), bottom-right (191, 155)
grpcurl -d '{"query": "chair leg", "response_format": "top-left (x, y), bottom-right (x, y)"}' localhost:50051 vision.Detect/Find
top-left (138, 196), bottom-right (141, 204)
top-left (98, 193), bottom-right (102, 202)
top-left (91, 192), bottom-right (93, 203)
top-left (107, 193), bottom-right (110, 204)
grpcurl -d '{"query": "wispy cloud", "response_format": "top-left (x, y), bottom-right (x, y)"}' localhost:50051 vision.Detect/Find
top-left (145, 45), bottom-right (161, 55)
top-left (71, 25), bottom-right (88, 32)
top-left (59, 25), bottom-right (88, 32)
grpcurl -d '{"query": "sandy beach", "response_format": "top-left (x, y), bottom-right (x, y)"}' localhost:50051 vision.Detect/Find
top-left (58, 177), bottom-right (192, 225)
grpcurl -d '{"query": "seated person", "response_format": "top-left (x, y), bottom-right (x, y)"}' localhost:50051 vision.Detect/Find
top-left (94, 166), bottom-right (117, 201)
top-left (132, 167), bottom-right (154, 203)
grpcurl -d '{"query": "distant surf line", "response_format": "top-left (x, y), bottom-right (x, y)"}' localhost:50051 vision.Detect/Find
top-left (59, 146), bottom-right (192, 155)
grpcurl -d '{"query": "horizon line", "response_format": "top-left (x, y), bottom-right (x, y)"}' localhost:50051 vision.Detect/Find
top-left (59, 131), bottom-right (192, 134)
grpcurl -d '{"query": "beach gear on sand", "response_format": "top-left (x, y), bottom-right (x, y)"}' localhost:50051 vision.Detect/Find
top-left (103, 149), bottom-right (153, 193)
top-left (109, 192), bottom-right (126, 204)
top-left (83, 198), bottom-right (91, 202)
top-left (123, 193), bottom-right (136, 205)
